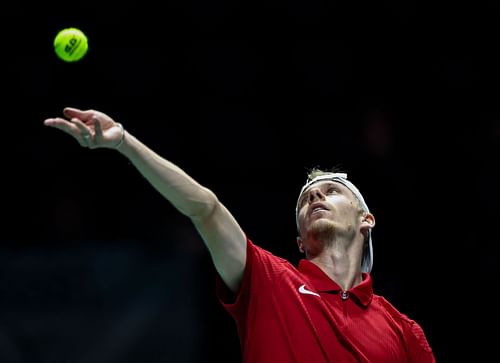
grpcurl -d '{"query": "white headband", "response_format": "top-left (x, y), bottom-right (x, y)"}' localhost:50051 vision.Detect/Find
top-left (295, 173), bottom-right (373, 273)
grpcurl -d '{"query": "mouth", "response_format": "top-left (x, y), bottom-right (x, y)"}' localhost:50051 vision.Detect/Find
top-left (311, 208), bottom-right (328, 216)
top-left (309, 203), bottom-right (329, 216)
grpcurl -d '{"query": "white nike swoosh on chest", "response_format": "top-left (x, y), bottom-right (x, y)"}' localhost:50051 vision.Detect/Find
top-left (298, 284), bottom-right (320, 297)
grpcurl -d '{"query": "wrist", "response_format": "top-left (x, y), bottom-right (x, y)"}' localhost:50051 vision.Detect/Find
top-left (112, 123), bottom-right (126, 150)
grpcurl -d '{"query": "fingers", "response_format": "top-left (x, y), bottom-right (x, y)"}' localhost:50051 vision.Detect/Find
top-left (43, 117), bottom-right (79, 133)
top-left (45, 107), bottom-right (115, 149)
top-left (63, 107), bottom-right (96, 122)
top-left (44, 116), bottom-right (94, 148)
top-left (71, 118), bottom-right (94, 147)
top-left (93, 116), bottom-right (104, 144)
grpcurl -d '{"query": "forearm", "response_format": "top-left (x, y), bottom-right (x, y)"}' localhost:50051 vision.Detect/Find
top-left (116, 130), bottom-right (216, 219)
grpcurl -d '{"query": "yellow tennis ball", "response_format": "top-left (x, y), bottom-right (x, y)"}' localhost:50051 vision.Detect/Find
top-left (53, 28), bottom-right (88, 62)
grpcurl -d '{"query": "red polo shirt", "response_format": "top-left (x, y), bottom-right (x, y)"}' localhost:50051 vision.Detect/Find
top-left (216, 238), bottom-right (435, 363)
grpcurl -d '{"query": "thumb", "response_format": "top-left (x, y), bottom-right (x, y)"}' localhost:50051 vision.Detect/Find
top-left (63, 107), bottom-right (95, 121)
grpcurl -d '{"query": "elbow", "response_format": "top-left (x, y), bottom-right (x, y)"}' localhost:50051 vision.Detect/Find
top-left (187, 187), bottom-right (220, 221)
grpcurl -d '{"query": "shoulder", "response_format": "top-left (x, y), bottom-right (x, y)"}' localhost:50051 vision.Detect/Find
top-left (374, 295), bottom-right (433, 353)
top-left (244, 238), bottom-right (298, 280)
top-left (248, 239), bottom-right (291, 266)
top-left (374, 295), bottom-right (405, 318)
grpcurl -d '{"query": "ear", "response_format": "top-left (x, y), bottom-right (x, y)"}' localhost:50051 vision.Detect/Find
top-left (360, 212), bottom-right (375, 233)
top-left (296, 236), bottom-right (305, 254)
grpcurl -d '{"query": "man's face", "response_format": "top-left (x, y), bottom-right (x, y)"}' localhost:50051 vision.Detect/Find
top-left (296, 180), bottom-right (363, 244)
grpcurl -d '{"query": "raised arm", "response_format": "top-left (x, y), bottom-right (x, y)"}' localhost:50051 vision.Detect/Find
top-left (44, 107), bottom-right (246, 292)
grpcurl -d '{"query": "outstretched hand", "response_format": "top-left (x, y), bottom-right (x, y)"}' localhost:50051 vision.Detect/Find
top-left (44, 107), bottom-right (124, 149)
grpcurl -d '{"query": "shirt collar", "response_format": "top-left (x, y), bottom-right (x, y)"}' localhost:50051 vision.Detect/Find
top-left (298, 259), bottom-right (373, 307)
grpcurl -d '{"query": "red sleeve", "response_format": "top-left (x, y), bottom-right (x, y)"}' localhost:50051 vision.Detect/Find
top-left (215, 237), bottom-right (288, 320)
top-left (215, 238), bottom-right (254, 318)
top-left (403, 319), bottom-right (436, 363)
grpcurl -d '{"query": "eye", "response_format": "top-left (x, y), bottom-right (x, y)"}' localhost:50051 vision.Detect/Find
top-left (326, 187), bottom-right (338, 194)
top-left (298, 196), bottom-right (307, 207)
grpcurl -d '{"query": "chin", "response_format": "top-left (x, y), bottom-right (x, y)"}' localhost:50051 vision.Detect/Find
top-left (308, 220), bottom-right (336, 241)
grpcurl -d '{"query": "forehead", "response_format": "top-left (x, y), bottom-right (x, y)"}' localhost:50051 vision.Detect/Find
top-left (300, 180), bottom-right (351, 197)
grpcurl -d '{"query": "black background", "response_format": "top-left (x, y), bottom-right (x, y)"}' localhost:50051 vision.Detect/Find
top-left (2, 1), bottom-right (499, 362)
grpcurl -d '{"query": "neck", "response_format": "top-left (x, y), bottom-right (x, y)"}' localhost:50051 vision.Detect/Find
top-left (309, 244), bottom-right (363, 291)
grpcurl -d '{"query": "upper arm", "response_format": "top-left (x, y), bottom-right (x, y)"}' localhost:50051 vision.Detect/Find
top-left (191, 195), bottom-right (247, 293)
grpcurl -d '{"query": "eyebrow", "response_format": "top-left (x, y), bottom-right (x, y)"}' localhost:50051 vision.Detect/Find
top-left (298, 181), bottom-right (343, 204)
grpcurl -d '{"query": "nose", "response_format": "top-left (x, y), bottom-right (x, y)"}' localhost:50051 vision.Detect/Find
top-left (307, 187), bottom-right (325, 203)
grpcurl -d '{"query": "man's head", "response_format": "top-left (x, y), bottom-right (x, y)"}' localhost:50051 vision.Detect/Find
top-left (295, 169), bottom-right (375, 273)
